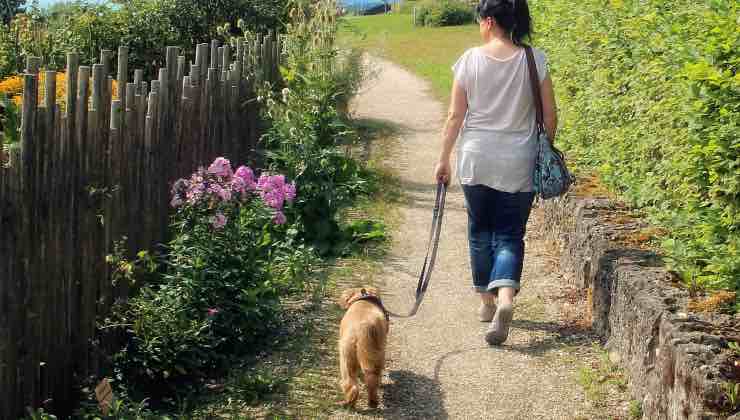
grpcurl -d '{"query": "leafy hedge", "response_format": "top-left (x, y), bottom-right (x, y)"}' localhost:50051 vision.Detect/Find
top-left (414, 0), bottom-right (474, 27)
top-left (532, 0), bottom-right (739, 293)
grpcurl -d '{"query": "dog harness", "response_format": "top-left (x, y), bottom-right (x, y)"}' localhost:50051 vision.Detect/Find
top-left (348, 289), bottom-right (390, 322)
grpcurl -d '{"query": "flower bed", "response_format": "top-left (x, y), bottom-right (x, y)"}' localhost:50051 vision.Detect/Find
top-left (106, 157), bottom-right (311, 397)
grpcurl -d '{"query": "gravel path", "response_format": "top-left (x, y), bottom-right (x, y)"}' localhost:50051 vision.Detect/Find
top-left (329, 56), bottom-right (620, 420)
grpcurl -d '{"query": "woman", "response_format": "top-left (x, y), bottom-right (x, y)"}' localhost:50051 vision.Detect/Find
top-left (434, 0), bottom-right (558, 345)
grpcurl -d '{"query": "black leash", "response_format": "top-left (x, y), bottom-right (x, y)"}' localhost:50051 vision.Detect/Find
top-left (387, 182), bottom-right (447, 318)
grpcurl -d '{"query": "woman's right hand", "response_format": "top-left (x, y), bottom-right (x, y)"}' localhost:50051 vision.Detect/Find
top-left (434, 159), bottom-right (451, 186)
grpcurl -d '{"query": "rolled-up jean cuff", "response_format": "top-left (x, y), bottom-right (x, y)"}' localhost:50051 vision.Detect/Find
top-left (473, 279), bottom-right (521, 294)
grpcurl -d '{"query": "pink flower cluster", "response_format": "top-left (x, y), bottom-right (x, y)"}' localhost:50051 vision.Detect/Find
top-left (171, 157), bottom-right (296, 229)
top-left (257, 174), bottom-right (297, 224)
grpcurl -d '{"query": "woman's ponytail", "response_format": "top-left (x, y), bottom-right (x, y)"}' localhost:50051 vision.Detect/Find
top-left (511, 0), bottom-right (532, 45)
top-left (476, 0), bottom-right (532, 45)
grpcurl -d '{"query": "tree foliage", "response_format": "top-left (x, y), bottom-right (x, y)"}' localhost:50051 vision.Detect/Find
top-left (0, 0), bottom-right (23, 25)
top-left (0, 0), bottom-right (290, 78)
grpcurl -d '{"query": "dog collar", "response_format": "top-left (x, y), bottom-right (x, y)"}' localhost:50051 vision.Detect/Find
top-left (348, 289), bottom-right (390, 322)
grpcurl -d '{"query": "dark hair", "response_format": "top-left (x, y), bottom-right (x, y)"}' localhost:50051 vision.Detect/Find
top-left (476, 0), bottom-right (532, 45)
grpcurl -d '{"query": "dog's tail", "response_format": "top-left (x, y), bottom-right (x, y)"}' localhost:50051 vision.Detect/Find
top-left (368, 322), bottom-right (387, 349)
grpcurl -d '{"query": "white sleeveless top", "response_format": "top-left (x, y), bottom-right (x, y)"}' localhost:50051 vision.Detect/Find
top-left (452, 46), bottom-right (548, 193)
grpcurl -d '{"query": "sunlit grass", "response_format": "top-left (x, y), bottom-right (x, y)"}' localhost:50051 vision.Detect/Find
top-left (339, 13), bottom-right (480, 102)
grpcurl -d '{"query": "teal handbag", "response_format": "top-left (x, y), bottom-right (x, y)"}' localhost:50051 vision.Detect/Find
top-left (524, 46), bottom-right (574, 199)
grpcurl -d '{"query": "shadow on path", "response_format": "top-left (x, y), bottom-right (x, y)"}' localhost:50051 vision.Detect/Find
top-left (505, 319), bottom-right (597, 357)
top-left (430, 320), bottom-right (598, 375)
top-left (377, 369), bottom-right (449, 420)
top-left (352, 117), bottom-right (408, 162)
top-left (433, 346), bottom-right (489, 382)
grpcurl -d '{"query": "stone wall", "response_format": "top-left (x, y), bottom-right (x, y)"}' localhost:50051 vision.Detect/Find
top-left (541, 195), bottom-right (739, 419)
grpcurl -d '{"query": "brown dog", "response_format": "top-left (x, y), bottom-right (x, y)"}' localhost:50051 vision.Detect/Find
top-left (337, 286), bottom-right (389, 409)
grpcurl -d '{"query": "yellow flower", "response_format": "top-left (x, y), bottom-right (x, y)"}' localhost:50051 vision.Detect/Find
top-left (0, 76), bottom-right (24, 97)
top-left (1, 73), bottom-right (121, 109)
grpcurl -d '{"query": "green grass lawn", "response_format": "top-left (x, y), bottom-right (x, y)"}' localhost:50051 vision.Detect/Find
top-left (339, 13), bottom-right (480, 102)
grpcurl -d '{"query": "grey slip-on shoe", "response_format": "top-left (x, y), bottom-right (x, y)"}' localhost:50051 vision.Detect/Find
top-left (486, 303), bottom-right (513, 345)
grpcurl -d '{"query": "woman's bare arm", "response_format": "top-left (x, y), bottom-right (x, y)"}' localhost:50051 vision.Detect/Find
top-left (435, 80), bottom-right (468, 184)
top-left (540, 74), bottom-right (558, 142)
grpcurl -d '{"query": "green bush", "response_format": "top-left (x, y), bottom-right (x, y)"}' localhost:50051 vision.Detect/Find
top-left (394, 0), bottom-right (419, 14)
top-left (415, 0), bottom-right (474, 27)
top-left (0, 23), bottom-right (18, 78)
top-left (0, 93), bottom-right (20, 145)
top-left (73, 386), bottom-right (166, 420)
top-left (105, 159), bottom-right (314, 398)
top-left (0, 0), bottom-right (22, 25)
top-left (261, 75), bottom-right (372, 255)
top-left (43, 2), bottom-right (121, 68)
top-left (111, 0), bottom-right (288, 75)
top-left (0, 0), bottom-right (290, 78)
top-left (532, 0), bottom-right (739, 293)
top-left (413, 1), bottom-right (430, 25)
top-left (262, 0), bottom-right (372, 255)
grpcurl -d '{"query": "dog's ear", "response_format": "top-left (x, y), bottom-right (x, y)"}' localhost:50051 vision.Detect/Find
top-left (363, 286), bottom-right (380, 297)
top-left (338, 288), bottom-right (357, 310)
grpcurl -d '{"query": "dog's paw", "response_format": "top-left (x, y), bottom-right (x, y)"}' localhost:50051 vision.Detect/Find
top-left (368, 400), bottom-right (379, 409)
top-left (338, 399), bottom-right (356, 409)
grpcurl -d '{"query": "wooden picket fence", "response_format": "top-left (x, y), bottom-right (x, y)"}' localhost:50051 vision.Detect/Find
top-left (0, 34), bottom-right (282, 419)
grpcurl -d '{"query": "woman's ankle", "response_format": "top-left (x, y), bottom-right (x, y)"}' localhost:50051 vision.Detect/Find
top-left (497, 287), bottom-right (516, 306)
top-left (480, 292), bottom-right (496, 305)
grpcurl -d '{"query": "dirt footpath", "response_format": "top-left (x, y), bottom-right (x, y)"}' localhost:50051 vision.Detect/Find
top-left (330, 56), bottom-right (630, 420)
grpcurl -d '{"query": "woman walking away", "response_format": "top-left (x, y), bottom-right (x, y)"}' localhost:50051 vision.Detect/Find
top-left (434, 0), bottom-right (558, 345)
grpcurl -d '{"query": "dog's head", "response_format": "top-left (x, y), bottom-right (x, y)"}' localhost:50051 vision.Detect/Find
top-left (338, 286), bottom-right (380, 310)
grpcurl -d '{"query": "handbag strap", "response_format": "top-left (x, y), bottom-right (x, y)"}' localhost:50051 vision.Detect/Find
top-left (524, 46), bottom-right (545, 132)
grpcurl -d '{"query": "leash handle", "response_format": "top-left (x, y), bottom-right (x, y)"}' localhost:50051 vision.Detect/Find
top-left (388, 182), bottom-right (447, 318)
top-left (416, 182), bottom-right (446, 297)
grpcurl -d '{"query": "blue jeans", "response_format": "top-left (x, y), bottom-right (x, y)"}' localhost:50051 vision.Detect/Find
top-left (462, 185), bottom-right (535, 295)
